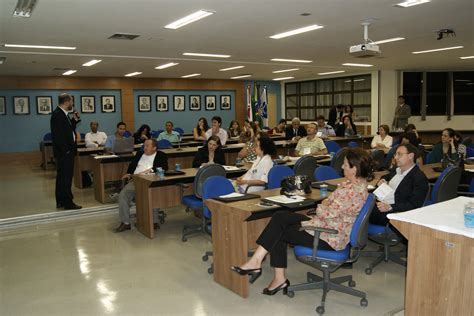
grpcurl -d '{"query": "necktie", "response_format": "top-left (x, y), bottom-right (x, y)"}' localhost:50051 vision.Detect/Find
top-left (294, 129), bottom-right (297, 136)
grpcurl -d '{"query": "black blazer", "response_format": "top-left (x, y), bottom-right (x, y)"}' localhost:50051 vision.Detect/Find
top-left (50, 107), bottom-right (80, 157)
top-left (382, 165), bottom-right (429, 213)
top-left (127, 151), bottom-right (168, 174)
top-left (285, 125), bottom-right (307, 140)
top-left (192, 147), bottom-right (226, 168)
top-left (335, 122), bottom-right (357, 137)
top-left (328, 108), bottom-right (343, 127)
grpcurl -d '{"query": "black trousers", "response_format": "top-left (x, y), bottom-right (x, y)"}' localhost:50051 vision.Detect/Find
top-left (256, 211), bottom-right (333, 268)
top-left (369, 206), bottom-right (390, 226)
top-left (55, 151), bottom-right (75, 206)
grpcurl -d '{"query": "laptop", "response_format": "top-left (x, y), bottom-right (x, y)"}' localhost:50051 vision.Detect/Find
top-left (111, 137), bottom-right (134, 154)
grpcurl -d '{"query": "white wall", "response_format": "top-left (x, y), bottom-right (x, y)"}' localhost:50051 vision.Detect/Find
top-left (378, 70), bottom-right (399, 129)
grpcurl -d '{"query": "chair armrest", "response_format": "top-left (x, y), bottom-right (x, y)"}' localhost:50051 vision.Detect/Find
top-left (300, 226), bottom-right (338, 235)
top-left (244, 184), bottom-right (267, 193)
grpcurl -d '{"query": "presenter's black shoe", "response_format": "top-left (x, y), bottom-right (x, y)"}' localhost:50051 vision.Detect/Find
top-left (115, 223), bottom-right (131, 232)
top-left (231, 266), bottom-right (262, 283)
top-left (56, 203), bottom-right (63, 209)
top-left (262, 279), bottom-right (290, 296)
top-left (64, 203), bottom-right (82, 210)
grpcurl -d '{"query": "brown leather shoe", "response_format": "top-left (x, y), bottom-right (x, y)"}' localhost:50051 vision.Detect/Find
top-left (115, 223), bottom-right (131, 232)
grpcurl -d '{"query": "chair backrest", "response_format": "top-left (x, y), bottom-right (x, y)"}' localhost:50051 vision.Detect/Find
top-left (430, 166), bottom-right (462, 203)
top-left (80, 133), bottom-right (85, 140)
top-left (330, 148), bottom-right (347, 175)
top-left (466, 146), bottom-right (474, 158)
top-left (293, 155), bottom-right (319, 181)
top-left (324, 140), bottom-right (341, 154)
top-left (425, 150), bottom-right (435, 164)
top-left (349, 193), bottom-right (375, 249)
top-left (371, 149), bottom-right (386, 171)
top-left (124, 130), bottom-right (132, 137)
top-left (267, 165), bottom-right (294, 189)
top-left (348, 141), bottom-right (359, 148)
top-left (469, 178), bottom-right (474, 193)
top-left (173, 127), bottom-right (184, 135)
top-left (151, 130), bottom-right (160, 138)
top-left (313, 165), bottom-right (340, 181)
top-left (157, 139), bottom-right (173, 149)
top-left (202, 176), bottom-right (235, 219)
top-left (43, 132), bottom-right (52, 141)
top-left (193, 164), bottom-right (226, 199)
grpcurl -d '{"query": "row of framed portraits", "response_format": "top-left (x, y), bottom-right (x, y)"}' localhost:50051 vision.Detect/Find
top-left (138, 95), bottom-right (231, 112)
top-left (0, 95), bottom-right (117, 115)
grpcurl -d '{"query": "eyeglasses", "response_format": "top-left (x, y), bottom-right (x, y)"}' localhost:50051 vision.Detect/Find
top-left (395, 152), bottom-right (409, 157)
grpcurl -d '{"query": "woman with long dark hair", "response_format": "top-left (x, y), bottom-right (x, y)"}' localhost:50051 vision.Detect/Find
top-left (133, 124), bottom-right (151, 144)
top-left (336, 115), bottom-right (357, 137)
top-left (193, 117), bottom-right (209, 141)
top-left (430, 128), bottom-right (466, 163)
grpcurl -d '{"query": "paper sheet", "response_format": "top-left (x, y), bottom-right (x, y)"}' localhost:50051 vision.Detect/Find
top-left (373, 183), bottom-right (395, 204)
top-left (94, 154), bottom-right (118, 159)
top-left (223, 165), bottom-right (241, 171)
top-left (219, 192), bottom-right (244, 198)
top-left (264, 195), bottom-right (306, 204)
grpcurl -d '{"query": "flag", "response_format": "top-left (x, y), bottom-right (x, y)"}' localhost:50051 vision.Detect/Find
top-left (252, 83), bottom-right (259, 123)
top-left (246, 84), bottom-right (253, 122)
top-left (258, 85), bottom-right (268, 127)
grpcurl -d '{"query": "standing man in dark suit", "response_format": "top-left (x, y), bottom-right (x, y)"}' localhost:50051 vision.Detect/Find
top-left (328, 104), bottom-right (344, 128)
top-left (51, 93), bottom-right (82, 210)
top-left (370, 143), bottom-right (429, 225)
top-left (284, 117), bottom-right (307, 142)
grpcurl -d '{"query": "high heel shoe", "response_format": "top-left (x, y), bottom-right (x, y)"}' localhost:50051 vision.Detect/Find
top-left (262, 279), bottom-right (290, 295)
top-left (231, 266), bottom-right (262, 284)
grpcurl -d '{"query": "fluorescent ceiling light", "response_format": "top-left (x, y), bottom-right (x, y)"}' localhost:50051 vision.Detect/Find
top-left (318, 70), bottom-right (345, 75)
top-left (374, 37), bottom-right (405, 44)
top-left (273, 77), bottom-right (294, 81)
top-left (269, 24), bottom-right (324, 39)
top-left (155, 62), bottom-right (179, 69)
top-left (342, 63), bottom-right (373, 67)
top-left (82, 59), bottom-right (102, 67)
top-left (4, 44), bottom-right (76, 50)
top-left (272, 68), bottom-right (299, 73)
top-left (181, 73), bottom-right (201, 78)
top-left (124, 72), bottom-right (142, 77)
top-left (394, 0), bottom-right (430, 8)
top-left (62, 70), bottom-right (77, 76)
top-left (219, 65), bottom-right (245, 71)
top-left (230, 74), bottom-right (252, 79)
top-left (343, 79), bottom-right (365, 83)
top-left (412, 46), bottom-right (464, 54)
top-left (183, 52), bottom-right (230, 58)
top-left (460, 56), bottom-right (474, 59)
top-left (271, 58), bottom-right (312, 63)
top-left (165, 10), bottom-right (215, 29)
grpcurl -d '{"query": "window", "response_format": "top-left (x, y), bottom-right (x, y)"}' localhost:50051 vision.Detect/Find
top-left (453, 72), bottom-right (474, 115)
top-left (285, 74), bottom-right (371, 121)
top-left (426, 72), bottom-right (448, 115)
top-left (402, 72), bottom-right (422, 115)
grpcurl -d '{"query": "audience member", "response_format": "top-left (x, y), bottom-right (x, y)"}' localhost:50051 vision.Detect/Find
top-left (392, 95), bottom-right (411, 130)
top-left (85, 121), bottom-right (107, 148)
top-left (430, 128), bottom-right (466, 163)
top-left (192, 135), bottom-right (226, 167)
top-left (272, 119), bottom-right (286, 137)
top-left (316, 115), bottom-right (336, 138)
top-left (371, 124), bottom-right (393, 153)
top-left (205, 116), bottom-right (228, 145)
top-left (193, 117), bottom-right (209, 141)
top-left (328, 104), bottom-right (344, 128)
top-left (238, 122), bottom-right (259, 162)
top-left (336, 115), bottom-right (357, 137)
top-left (228, 120), bottom-right (242, 138)
top-left (158, 121), bottom-right (180, 143)
top-left (285, 117), bottom-right (307, 142)
top-left (295, 123), bottom-right (328, 156)
top-left (105, 122), bottom-right (127, 149)
top-left (404, 124), bottom-right (421, 143)
top-left (133, 124), bottom-right (151, 144)
top-left (343, 105), bottom-right (354, 118)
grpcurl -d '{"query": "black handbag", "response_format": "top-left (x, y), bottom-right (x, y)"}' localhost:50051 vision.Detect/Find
top-left (280, 175), bottom-right (312, 196)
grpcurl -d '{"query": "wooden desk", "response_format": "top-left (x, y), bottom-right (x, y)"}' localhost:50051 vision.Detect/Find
top-left (40, 140), bottom-right (85, 170)
top-left (92, 155), bottom-right (134, 203)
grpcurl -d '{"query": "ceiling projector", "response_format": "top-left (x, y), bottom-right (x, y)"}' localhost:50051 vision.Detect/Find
top-left (349, 22), bottom-right (381, 57)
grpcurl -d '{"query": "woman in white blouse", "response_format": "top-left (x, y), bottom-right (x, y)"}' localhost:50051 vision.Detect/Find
top-left (236, 136), bottom-right (277, 193)
top-left (371, 124), bottom-right (393, 153)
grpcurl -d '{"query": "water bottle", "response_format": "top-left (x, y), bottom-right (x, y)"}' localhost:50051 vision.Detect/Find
top-left (320, 184), bottom-right (328, 197)
top-left (464, 202), bottom-right (474, 228)
top-left (329, 152), bottom-right (335, 160)
top-left (175, 163), bottom-right (181, 171)
top-left (235, 158), bottom-right (242, 167)
top-left (156, 167), bottom-right (164, 180)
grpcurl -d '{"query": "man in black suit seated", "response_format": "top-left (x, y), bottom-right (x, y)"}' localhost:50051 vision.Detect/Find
top-left (115, 139), bottom-right (168, 232)
top-left (328, 104), bottom-right (344, 128)
top-left (50, 93), bottom-right (82, 210)
top-left (370, 143), bottom-right (429, 226)
top-left (284, 117), bottom-right (307, 142)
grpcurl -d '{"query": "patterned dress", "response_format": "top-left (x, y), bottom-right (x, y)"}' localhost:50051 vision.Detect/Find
top-left (302, 180), bottom-right (368, 250)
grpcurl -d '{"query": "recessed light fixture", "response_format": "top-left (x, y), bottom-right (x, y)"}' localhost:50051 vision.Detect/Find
top-left (4, 44), bottom-right (76, 50)
top-left (165, 10), bottom-right (215, 29)
top-left (342, 63), bottom-right (373, 67)
top-left (273, 77), bottom-right (294, 81)
top-left (82, 59), bottom-right (102, 67)
top-left (62, 70), bottom-right (77, 76)
top-left (394, 0), bottom-right (430, 8)
top-left (230, 74), bottom-right (252, 79)
top-left (271, 58), bottom-right (312, 63)
top-left (124, 72), bottom-right (142, 77)
top-left (155, 62), bottom-right (179, 69)
top-left (181, 73), bottom-right (201, 78)
top-left (374, 37), bottom-right (405, 44)
top-left (269, 24), bottom-right (324, 39)
top-left (272, 68), bottom-right (299, 73)
top-left (412, 46), bottom-right (464, 54)
top-left (353, 79), bottom-right (365, 82)
top-left (459, 56), bottom-right (474, 59)
top-left (219, 65), bottom-right (245, 71)
top-left (183, 52), bottom-right (231, 58)
top-left (318, 70), bottom-right (345, 75)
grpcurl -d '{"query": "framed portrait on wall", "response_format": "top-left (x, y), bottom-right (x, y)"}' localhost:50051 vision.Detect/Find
top-left (0, 97), bottom-right (6, 115)
top-left (101, 96), bottom-right (115, 113)
top-left (173, 95), bottom-right (185, 111)
top-left (205, 95), bottom-right (216, 111)
top-left (189, 95), bottom-right (201, 111)
top-left (220, 95), bottom-right (231, 110)
top-left (156, 96), bottom-right (168, 112)
top-left (36, 96), bottom-right (53, 115)
top-left (13, 96), bottom-right (30, 115)
top-left (81, 96), bottom-right (95, 113)
top-left (138, 95), bottom-right (151, 112)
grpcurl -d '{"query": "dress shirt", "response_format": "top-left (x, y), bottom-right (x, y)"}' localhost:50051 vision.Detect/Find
top-left (85, 131), bottom-right (107, 148)
top-left (134, 152), bottom-right (156, 174)
top-left (157, 131), bottom-right (180, 143)
top-left (371, 135), bottom-right (393, 149)
top-left (205, 128), bottom-right (228, 145)
top-left (383, 164), bottom-right (416, 204)
top-left (295, 136), bottom-right (326, 155)
top-left (239, 154), bottom-right (273, 193)
top-left (316, 124), bottom-right (336, 137)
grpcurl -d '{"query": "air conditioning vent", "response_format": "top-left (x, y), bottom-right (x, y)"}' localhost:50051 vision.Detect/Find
top-left (108, 33), bottom-right (140, 40)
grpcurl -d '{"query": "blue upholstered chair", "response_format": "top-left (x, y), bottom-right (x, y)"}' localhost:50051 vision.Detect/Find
top-left (466, 146), bottom-right (474, 158)
top-left (424, 165), bottom-right (462, 206)
top-left (384, 147), bottom-right (397, 170)
top-left (124, 130), bottom-right (132, 137)
top-left (348, 141), bottom-right (359, 148)
top-left (157, 139), bottom-right (173, 149)
top-left (181, 164), bottom-right (226, 242)
top-left (330, 148), bottom-right (347, 175)
top-left (201, 175), bottom-right (235, 273)
top-left (173, 127), bottom-right (184, 135)
top-left (294, 155), bottom-right (319, 181)
top-left (313, 166), bottom-right (340, 182)
top-left (324, 140), bottom-right (341, 154)
top-left (287, 194), bottom-right (375, 315)
top-left (425, 150), bottom-right (435, 164)
top-left (151, 130), bottom-right (160, 138)
top-left (244, 164), bottom-right (294, 192)
top-left (43, 132), bottom-right (52, 141)
top-left (371, 149), bottom-right (386, 171)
